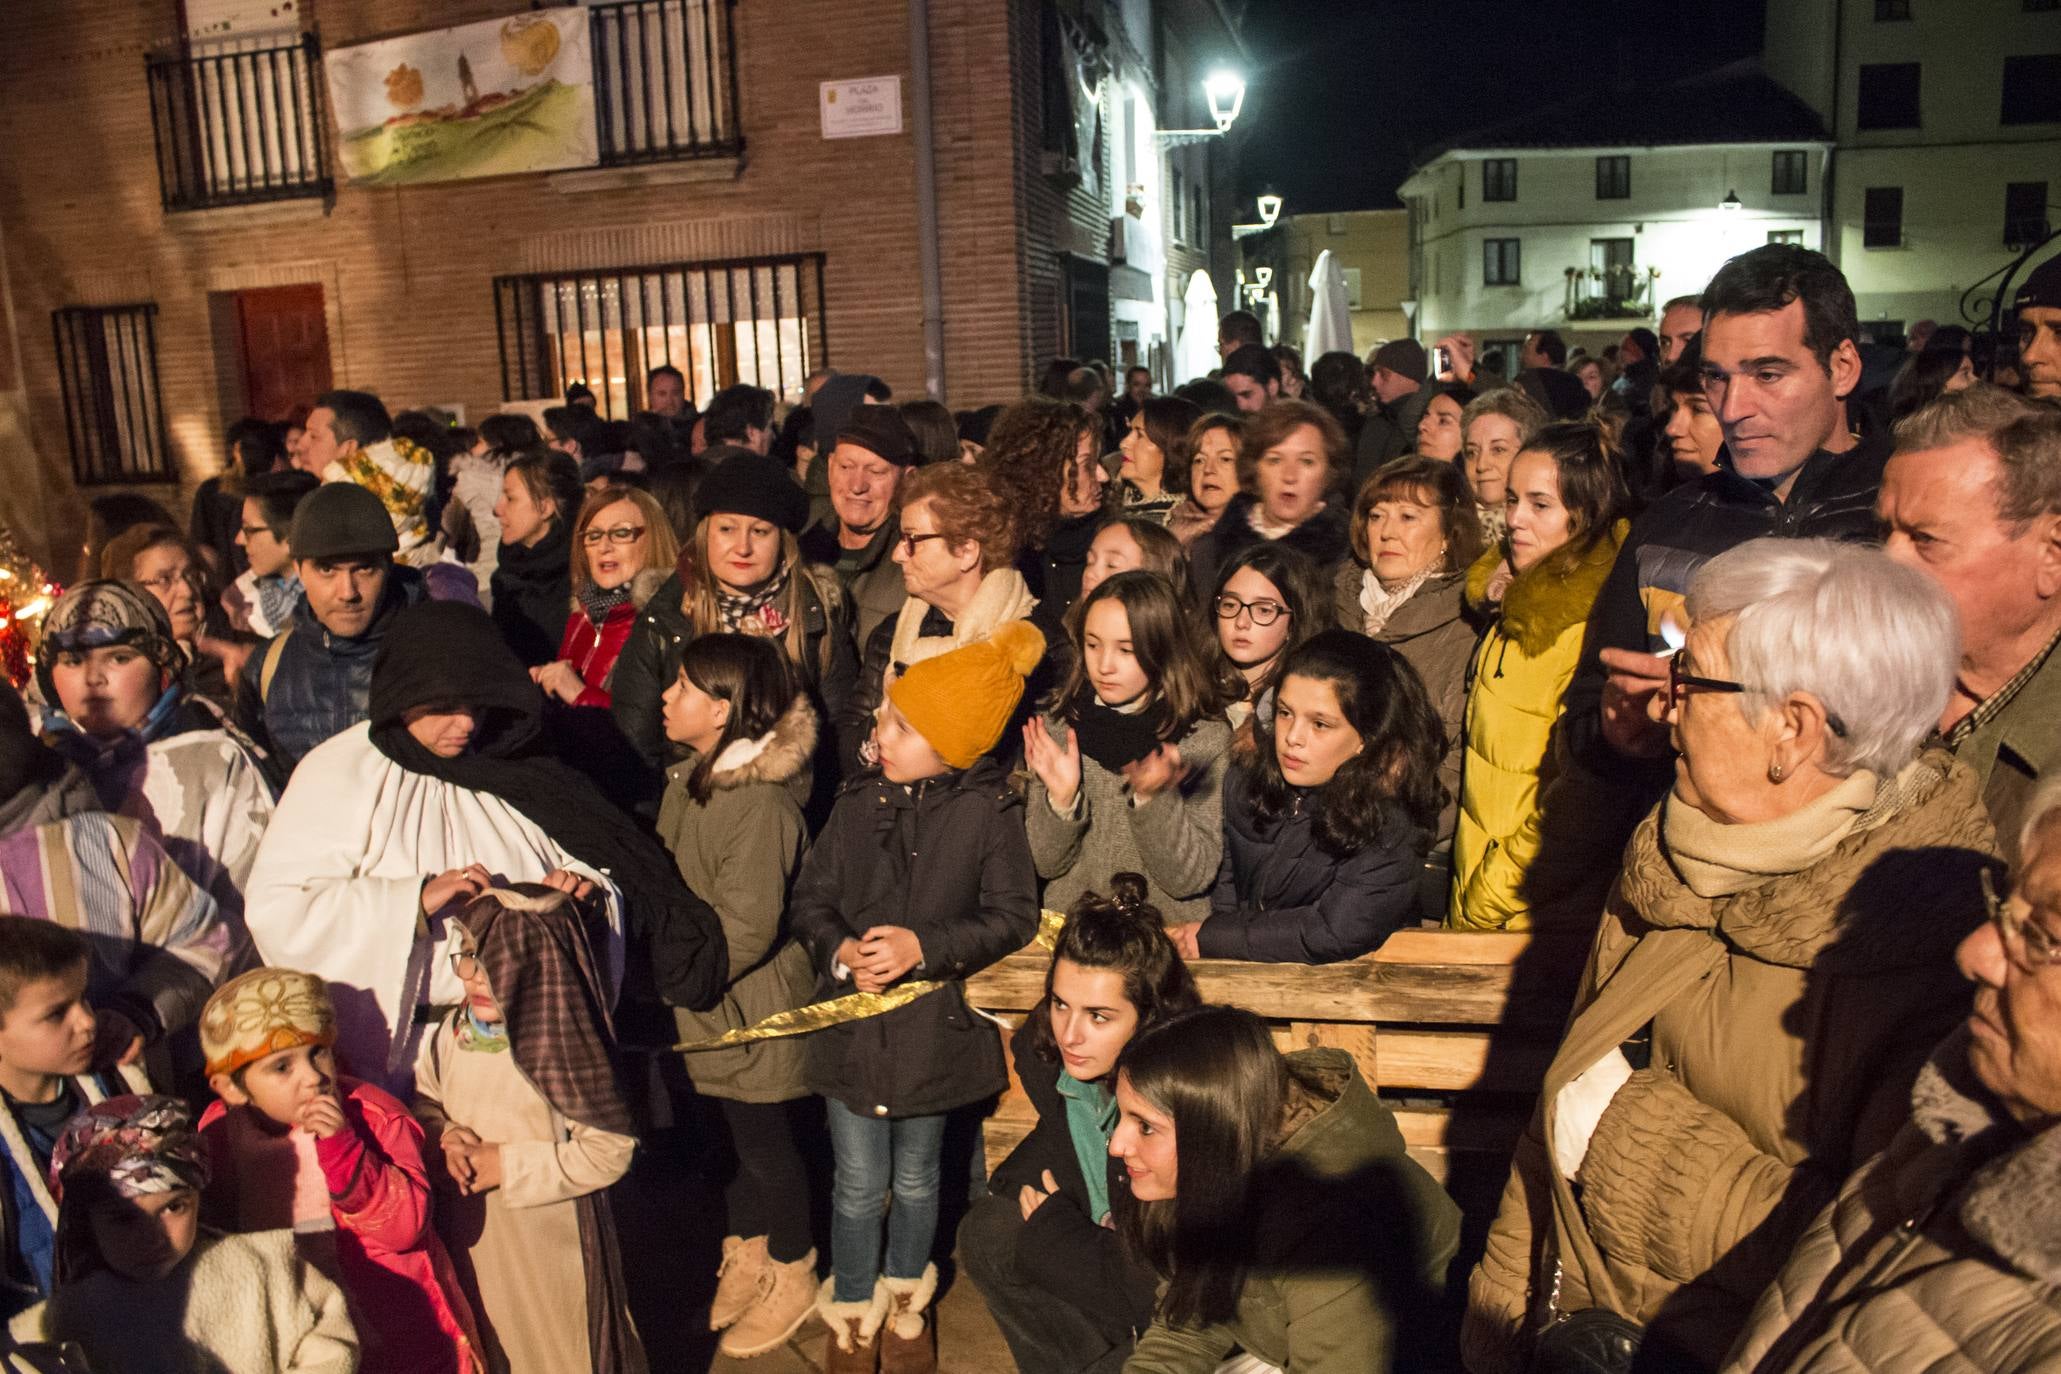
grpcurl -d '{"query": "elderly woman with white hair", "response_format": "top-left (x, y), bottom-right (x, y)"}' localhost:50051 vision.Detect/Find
top-left (1465, 537), bottom-right (2001, 1374)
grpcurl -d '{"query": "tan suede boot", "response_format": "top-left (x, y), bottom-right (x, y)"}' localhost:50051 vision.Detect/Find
top-left (818, 1277), bottom-right (888, 1374)
top-left (719, 1248), bottom-right (819, 1358)
top-left (877, 1264), bottom-right (938, 1374)
top-left (709, 1234), bottom-right (770, 1331)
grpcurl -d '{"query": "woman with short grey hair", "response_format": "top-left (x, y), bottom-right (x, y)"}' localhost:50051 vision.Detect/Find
top-left (1466, 538), bottom-right (2000, 1374)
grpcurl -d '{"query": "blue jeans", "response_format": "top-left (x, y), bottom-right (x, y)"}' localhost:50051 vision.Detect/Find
top-left (825, 1099), bottom-right (948, 1302)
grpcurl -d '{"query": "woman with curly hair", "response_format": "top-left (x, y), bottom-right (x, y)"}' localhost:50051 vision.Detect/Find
top-left (978, 397), bottom-right (1109, 619)
top-left (1170, 630), bottom-right (1445, 964)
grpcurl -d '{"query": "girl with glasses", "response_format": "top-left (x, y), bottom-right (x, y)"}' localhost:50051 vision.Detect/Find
top-left (1205, 542), bottom-right (1334, 740)
top-left (530, 486), bottom-right (679, 712)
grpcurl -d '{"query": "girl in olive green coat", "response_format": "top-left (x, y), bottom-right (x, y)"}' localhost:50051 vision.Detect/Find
top-left (657, 633), bottom-right (821, 1358)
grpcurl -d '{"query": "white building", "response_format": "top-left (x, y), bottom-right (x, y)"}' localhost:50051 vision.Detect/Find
top-left (1397, 63), bottom-right (1832, 360)
top-left (1765, 0), bottom-right (2060, 337)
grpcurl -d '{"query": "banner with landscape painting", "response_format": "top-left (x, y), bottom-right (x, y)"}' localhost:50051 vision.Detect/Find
top-left (325, 8), bottom-right (598, 186)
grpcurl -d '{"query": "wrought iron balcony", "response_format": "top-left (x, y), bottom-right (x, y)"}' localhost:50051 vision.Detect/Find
top-left (145, 34), bottom-right (332, 213)
top-left (589, 0), bottom-right (743, 166)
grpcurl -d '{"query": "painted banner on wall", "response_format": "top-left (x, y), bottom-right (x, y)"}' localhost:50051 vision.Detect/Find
top-left (325, 8), bottom-right (597, 186)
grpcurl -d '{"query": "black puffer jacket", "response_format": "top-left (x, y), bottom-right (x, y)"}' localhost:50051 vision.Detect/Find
top-left (988, 1032), bottom-right (1161, 1342)
top-left (1190, 494), bottom-right (1353, 593)
top-left (789, 757), bottom-right (1038, 1117)
top-left (1200, 763), bottom-right (1426, 963)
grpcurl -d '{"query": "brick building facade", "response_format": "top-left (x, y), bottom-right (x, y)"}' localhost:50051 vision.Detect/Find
top-left (0, 0), bottom-right (1243, 570)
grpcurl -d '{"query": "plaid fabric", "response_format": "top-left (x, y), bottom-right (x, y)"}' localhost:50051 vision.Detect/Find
top-left (1943, 623), bottom-right (2061, 749)
top-left (451, 887), bottom-right (633, 1136)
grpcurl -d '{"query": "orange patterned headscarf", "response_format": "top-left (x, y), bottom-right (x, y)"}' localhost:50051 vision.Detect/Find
top-left (199, 967), bottom-right (338, 1080)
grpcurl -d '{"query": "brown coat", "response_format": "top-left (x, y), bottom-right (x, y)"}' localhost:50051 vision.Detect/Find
top-left (1331, 564), bottom-right (1479, 846)
top-left (1721, 1030), bottom-right (2061, 1374)
top-left (1463, 751), bottom-right (1998, 1374)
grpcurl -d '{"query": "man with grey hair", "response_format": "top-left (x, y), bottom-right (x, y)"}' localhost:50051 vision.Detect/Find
top-left (1724, 778), bottom-right (2061, 1373)
top-left (1881, 384), bottom-right (2061, 859)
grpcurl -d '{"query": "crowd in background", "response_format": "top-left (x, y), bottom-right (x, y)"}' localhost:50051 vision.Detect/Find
top-left (0, 239), bottom-right (2059, 1374)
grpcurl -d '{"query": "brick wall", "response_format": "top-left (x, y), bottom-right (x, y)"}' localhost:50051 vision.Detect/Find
top-left (0, 0), bottom-right (1039, 565)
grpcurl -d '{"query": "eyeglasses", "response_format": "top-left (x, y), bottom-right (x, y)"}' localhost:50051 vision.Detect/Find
top-left (136, 569), bottom-right (199, 595)
top-left (1215, 594), bottom-right (1289, 626)
top-left (581, 524), bottom-right (647, 548)
top-left (239, 524), bottom-right (274, 541)
top-left (1982, 868), bottom-right (2061, 970)
top-left (1666, 653), bottom-right (1848, 738)
top-left (897, 532), bottom-right (948, 556)
top-left (449, 950), bottom-right (482, 980)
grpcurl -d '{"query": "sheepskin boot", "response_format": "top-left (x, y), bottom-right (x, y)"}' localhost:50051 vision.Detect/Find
top-left (719, 1248), bottom-right (819, 1358)
top-left (819, 1277), bottom-right (889, 1374)
top-left (877, 1264), bottom-right (938, 1374)
top-left (709, 1235), bottom-right (769, 1331)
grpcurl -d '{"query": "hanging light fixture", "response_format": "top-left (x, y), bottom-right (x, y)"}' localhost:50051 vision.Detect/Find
top-left (1720, 189), bottom-right (1743, 213)
top-left (1256, 193), bottom-right (1283, 228)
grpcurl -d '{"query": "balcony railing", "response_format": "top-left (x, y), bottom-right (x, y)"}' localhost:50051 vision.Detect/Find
top-left (1563, 264), bottom-right (1657, 322)
top-left (145, 34), bottom-right (331, 213)
top-left (589, 0), bottom-right (743, 167)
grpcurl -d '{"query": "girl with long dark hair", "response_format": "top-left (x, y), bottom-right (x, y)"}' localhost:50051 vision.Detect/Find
top-left (1207, 543), bottom-right (1335, 741)
top-left (959, 876), bottom-right (1201, 1373)
top-left (1171, 630), bottom-right (1445, 964)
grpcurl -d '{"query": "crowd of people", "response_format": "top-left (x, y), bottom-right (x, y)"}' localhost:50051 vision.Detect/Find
top-left (0, 238), bottom-right (2058, 1374)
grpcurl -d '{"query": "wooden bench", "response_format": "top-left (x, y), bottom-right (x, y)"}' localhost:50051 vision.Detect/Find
top-left (965, 929), bottom-right (1590, 1201)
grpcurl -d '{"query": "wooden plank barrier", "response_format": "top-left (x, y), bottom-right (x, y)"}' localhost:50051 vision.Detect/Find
top-left (965, 929), bottom-right (1592, 1192)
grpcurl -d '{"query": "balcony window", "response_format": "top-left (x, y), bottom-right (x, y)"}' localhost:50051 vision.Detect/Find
top-left (494, 254), bottom-right (826, 416)
top-left (145, 34), bottom-right (330, 212)
top-left (1595, 155), bottom-right (1630, 200)
top-left (589, 0), bottom-right (743, 165)
top-left (1864, 186), bottom-right (1905, 249)
top-left (2001, 55), bottom-right (2061, 126)
top-left (52, 306), bottom-right (173, 486)
top-left (2006, 181), bottom-right (2051, 246)
top-left (1483, 158), bottom-right (1517, 203)
top-left (1483, 238), bottom-right (1521, 286)
top-left (1772, 150), bottom-right (1808, 196)
top-left (1857, 63), bottom-right (1922, 130)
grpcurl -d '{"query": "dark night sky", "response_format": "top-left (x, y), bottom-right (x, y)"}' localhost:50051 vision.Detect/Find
top-left (1230, 0), bottom-right (1771, 213)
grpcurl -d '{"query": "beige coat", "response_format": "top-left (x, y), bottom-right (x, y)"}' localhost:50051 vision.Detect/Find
top-left (1463, 752), bottom-right (1998, 1373)
top-left (658, 695), bottom-right (817, 1103)
top-left (1722, 1030), bottom-right (2061, 1373)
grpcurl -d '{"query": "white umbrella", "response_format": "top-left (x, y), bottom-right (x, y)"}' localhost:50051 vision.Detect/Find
top-left (1306, 249), bottom-right (1353, 357)
top-left (1176, 268), bottom-right (1221, 384)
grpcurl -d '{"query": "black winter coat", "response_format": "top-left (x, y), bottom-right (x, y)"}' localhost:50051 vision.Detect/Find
top-left (490, 522), bottom-right (573, 668)
top-left (1200, 764), bottom-right (1426, 963)
top-left (988, 1033), bottom-right (1161, 1343)
top-left (1189, 494), bottom-right (1353, 593)
top-left (790, 758), bottom-right (1039, 1117)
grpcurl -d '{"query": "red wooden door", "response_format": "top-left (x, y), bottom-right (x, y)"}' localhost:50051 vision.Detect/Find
top-left (236, 284), bottom-right (332, 420)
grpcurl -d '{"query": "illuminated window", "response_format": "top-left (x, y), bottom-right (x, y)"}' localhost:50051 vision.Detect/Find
top-left (52, 305), bottom-right (173, 485)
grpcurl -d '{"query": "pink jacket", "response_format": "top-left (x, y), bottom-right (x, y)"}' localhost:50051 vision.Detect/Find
top-left (202, 1077), bottom-right (483, 1374)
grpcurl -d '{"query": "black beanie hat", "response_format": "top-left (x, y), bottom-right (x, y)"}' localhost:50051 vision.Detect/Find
top-left (693, 451), bottom-right (810, 533)
top-left (835, 405), bottom-right (918, 466)
top-left (2015, 255), bottom-right (2061, 312)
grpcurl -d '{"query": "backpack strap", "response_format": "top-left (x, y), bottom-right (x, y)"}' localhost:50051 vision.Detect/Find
top-left (258, 628), bottom-right (293, 704)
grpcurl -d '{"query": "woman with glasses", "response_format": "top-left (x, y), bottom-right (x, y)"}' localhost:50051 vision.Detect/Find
top-left (1448, 421), bottom-right (1630, 933)
top-left (530, 486), bottom-right (679, 711)
top-left (1207, 542), bottom-right (1333, 740)
top-left (1466, 539), bottom-right (1997, 1374)
top-left (99, 523), bottom-right (237, 709)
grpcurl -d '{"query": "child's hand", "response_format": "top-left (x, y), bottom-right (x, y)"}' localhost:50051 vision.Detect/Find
top-left (455, 1142), bottom-right (502, 1195)
top-left (857, 926), bottom-right (923, 984)
top-left (297, 1094), bottom-right (348, 1140)
top-left (1122, 743), bottom-right (1188, 801)
top-left (834, 938), bottom-right (867, 983)
top-left (1019, 1168), bottom-right (1061, 1222)
top-left (439, 1126), bottom-right (482, 1190)
top-left (91, 1009), bottom-right (145, 1068)
top-left (1022, 721), bottom-right (1083, 813)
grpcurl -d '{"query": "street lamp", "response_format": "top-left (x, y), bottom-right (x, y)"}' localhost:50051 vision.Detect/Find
top-left (1157, 70), bottom-right (1246, 146)
top-left (1252, 266), bottom-right (1273, 289)
top-left (1256, 193), bottom-right (1283, 228)
top-left (1720, 189), bottom-right (1743, 213)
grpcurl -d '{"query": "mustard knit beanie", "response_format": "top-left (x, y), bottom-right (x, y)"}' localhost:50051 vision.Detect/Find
top-left (887, 620), bottom-right (1046, 768)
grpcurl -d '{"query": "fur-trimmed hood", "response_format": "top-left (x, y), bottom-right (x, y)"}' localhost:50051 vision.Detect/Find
top-left (1465, 518), bottom-right (1627, 657)
top-left (1913, 1026), bottom-right (2061, 1285)
top-left (566, 567), bottom-right (668, 618)
top-left (705, 694), bottom-right (817, 791)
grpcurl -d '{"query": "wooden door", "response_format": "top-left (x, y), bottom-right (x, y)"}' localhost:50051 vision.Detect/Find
top-left (235, 284), bottom-right (331, 420)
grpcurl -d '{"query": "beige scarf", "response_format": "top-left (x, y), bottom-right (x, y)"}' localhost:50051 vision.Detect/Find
top-left (1357, 565), bottom-right (1436, 636)
top-left (1661, 762), bottom-right (1924, 898)
top-left (887, 566), bottom-right (1038, 676)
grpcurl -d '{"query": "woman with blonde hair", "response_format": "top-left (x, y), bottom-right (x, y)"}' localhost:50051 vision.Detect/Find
top-left (1458, 386), bottom-right (1548, 544)
top-left (531, 484), bottom-right (679, 711)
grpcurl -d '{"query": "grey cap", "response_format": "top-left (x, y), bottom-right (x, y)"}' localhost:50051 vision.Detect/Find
top-left (289, 482), bottom-right (399, 561)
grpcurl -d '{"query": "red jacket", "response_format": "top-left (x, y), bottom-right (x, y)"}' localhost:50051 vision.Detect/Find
top-left (201, 1078), bottom-right (483, 1374)
top-left (556, 598), bottom-right (638, 708)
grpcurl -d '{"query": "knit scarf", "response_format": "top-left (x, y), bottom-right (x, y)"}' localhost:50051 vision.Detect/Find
top-left (1356, 565), bottom-right (1437, 637)
top-left (577, 582), bottom-right (635, 628)
top-left (1069, 689), bottom-right (1171, 772)
top-left (1661, 763), bottom-right (1920, 898)
top-left (887, 567), bottom-right (1038, 674)
top-left (715, 561), bottom-right (793, 637)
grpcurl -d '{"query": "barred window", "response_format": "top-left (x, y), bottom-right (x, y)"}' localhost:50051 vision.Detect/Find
top-left (52, 305), bottom-right (172, 486)
top-left (494, 255), bottom-right (828, 415)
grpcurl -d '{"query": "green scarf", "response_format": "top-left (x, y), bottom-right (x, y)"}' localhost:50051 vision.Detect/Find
top-left (1056, 1070), bottom-right (1117, 1224)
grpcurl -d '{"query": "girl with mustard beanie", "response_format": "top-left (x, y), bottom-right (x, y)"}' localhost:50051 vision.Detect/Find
top-left (789, 621), bottom-right (1044, 1374)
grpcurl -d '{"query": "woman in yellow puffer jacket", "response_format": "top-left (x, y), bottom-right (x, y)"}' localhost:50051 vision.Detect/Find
top-left (1448, 421), bottom-right (1630, 931)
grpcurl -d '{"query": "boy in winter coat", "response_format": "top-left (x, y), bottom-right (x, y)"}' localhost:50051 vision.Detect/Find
top-left (790, 620), bottom-right (1044, 1374)
top-left (198, 967), bottom-right (482, 1374)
